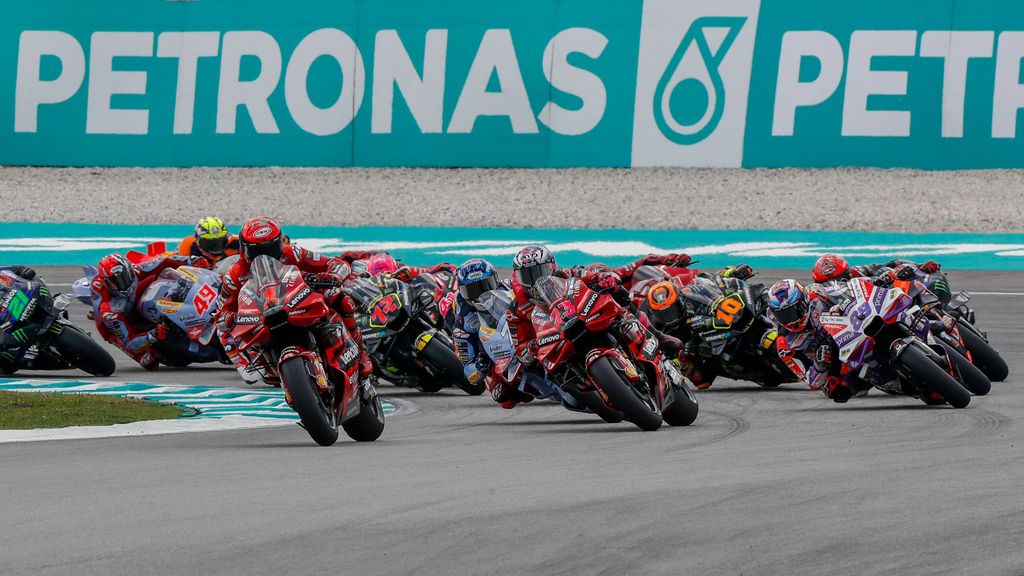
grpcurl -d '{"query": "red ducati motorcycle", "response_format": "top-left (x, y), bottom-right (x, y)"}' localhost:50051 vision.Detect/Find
top-left (230, 256), bottom-right (385, 446)
top-left (530, 275), bottom-right (698, 431)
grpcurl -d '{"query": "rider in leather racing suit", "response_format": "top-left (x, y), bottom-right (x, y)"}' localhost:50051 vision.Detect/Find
top-left (0, 266), bottom-right (43, 370)
top-left (213, 217), bottom-right (377, 384)
top-left (364, 253), bottom-right (457, 282)
top-left (768, 279), bottom-right (873, 402)
top-left (449, 259), bottom-right (524, 407)
top-left (640, 264), bottom-right (755, 389)
top-left (91, 252), bottom-right (209, 369)
top-left (503, 246), bottom-right (685, 408)
top-left (812, 254), bottom-right (947, 303)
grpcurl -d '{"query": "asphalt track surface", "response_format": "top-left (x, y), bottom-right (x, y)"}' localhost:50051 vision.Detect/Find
top-left (1, 267), bottom-right (1023, 576)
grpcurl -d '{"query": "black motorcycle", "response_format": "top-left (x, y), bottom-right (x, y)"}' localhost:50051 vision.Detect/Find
top-left (347, 276), bottom-right (484, 395)
top-left (647, 271), bottom-right (797, 389)
top-left (0, 272), bottom-right (115, 376)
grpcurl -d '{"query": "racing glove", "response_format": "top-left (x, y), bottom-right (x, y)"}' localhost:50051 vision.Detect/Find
top-left (217, 311), bottom-right (236, 332)
top-left (823, 376), bottom-right (852, 403)
top-left (191, 257), bottom-right (212, 269)
top-left (814, 343), bottom-right (834, 373)
top-left (10, 265), bottom-right (36, 280)
top-left (147, 324), bottom-right (169, 345)
top-left (721, 264), bottom-right (754, 280)
top-left (872, 272), bottom-right (897, 287)
top-left (919, 260), bottom-right (941, 274)
top-left (593, 271), bottom-right (622, 293)
top-left (894, 264), bottom-right (918, 281)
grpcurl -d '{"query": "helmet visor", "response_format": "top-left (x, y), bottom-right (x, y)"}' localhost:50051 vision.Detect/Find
top-left (198, 235), bottom-right (229, 257)
top-left (514, 262), bottom-right (555, 288)
top-left (244, 238), bottom-right (283, 262)
top-left (459, 275), bottom-right (499, 302)
top-left (773, 299), bottom-right (809, 328)
top-left (651, 303), bottom-right (684, 331)
top-left (105, 270), bottom-right (133, 293)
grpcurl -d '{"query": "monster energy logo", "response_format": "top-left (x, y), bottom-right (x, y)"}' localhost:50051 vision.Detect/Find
top-left (653, 17), bottom-right (746, 145)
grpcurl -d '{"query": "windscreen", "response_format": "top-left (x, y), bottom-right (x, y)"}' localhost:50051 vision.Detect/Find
top-left (632, 265), bottom-right (670, 286)
top-left (249, 255), bottom-right (286, 292)
top-left (534, 275), bottom-right (567, 307)
top-left (475, 289), bottom-right (512, 326)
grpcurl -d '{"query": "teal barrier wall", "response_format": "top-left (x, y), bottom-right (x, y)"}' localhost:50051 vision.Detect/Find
top-left (4, 0), bottom-right (1024, 168)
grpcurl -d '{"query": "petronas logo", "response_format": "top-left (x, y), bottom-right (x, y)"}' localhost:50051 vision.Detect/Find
top-left (653, 17), bottom-right (747, 145)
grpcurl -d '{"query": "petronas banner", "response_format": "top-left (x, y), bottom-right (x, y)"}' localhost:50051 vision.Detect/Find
top-left (2, 0), bottom-right (1023, 167)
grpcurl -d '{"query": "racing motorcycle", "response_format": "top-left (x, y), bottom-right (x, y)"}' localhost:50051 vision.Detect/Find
top-left (229, 256), bottom-right (385, 446)
top-left (136, 266), bottom-right (227, 367)
top-left (818, 278), bottom-right (980, 408)
top-left (347, 275), bottom-right (484, 395)
top-left (0, 270), bottom-right (115, 376)
top-left (473, 288), bottom-right (608, 417)
top-left (670, 273), bottom-right (798, 389)
top-left (914, 270), bottom-right (1007, 382)
top-left (889, 277), bottom-right (1001, 388)
top-left (409, 269), bottom-right (459, 333)
top-left (530, 275), bottom-right (698, 430)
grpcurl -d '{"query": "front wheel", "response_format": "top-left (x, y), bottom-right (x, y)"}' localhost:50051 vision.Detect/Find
top-left (939, 342), bottom-right (991, 396)
top-left (418, 337), bottom-right (485, 396)
top-left (588, 356), bottom-right (663, 431)
top-left (897, 345), bottom-right (971, 409)
top-left (280, 357), bottom-right (338, 446)
top-left (56, 326), bottom-right (115, 377)
top-left (958, 321), bottom-right (1009, 382)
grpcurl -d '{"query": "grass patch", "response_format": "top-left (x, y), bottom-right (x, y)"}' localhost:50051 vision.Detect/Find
top-left (0, 391), bottom-right (182, 430)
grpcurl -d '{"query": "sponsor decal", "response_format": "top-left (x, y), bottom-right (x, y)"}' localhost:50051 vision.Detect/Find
top-left (537, 332), bottom-right (561, 347)
top-left (339, 345), bottom-right (358, 366)
top-left (287, 286), bottom-right (312, 308)
top-left (580, 292), bottom-right (601, 316)
top-left (234, 314), bottom-right (262, 325)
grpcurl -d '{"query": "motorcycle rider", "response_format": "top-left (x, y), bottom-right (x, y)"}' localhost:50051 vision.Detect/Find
top-left (213, 217), bottom-right (376, 382)
top-left (0, 266), bottom-right (44, 370)
top-left (176, 216), bottom-right (240, 263)
top-left (811, 254), bottom-right (947, 301)
top-left (505, 247), bottom-right (684, 404)
top-left (640, 264), bottom-right (756, 389)
top-left (364, 253), bottom-right (458, 282)
top-left (767, 279), bottom-right (872, 402)
top-left (90, 252), bottom-right (210, 370)
top-left (450, 259), bottom-right (530, 408)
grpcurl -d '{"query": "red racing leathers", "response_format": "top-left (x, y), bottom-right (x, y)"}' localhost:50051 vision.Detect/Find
top-left (215, 246), bottom-right (376, 379)
top-left (91, 254), bottom-right (204, 369)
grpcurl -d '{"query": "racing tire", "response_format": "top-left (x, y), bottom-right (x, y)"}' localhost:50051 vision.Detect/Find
top-left (341, 386), bottom-right (385, 442)
top-left (661, 384), bottom-right (699, 426)
top-left (56, 327), bottom-right (115, 377)
top-left (588, 356), bottom-right (663, 431)
top-left (565, 388), bottom-right (625, 423)
top-left (958, 320), bottom-right (1009, 382)
top-left (280, 357), bottom-right (338, 446)
top-left (898, 345), bottom-right (971, 409)
top-left (419, 338), bottom-right (486, 396)
top-left (939, 342), bottom-right (991, 396)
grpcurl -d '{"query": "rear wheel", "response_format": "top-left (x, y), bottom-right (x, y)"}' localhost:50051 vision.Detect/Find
top-left (588, 356), bottom-right (663, 431)
top-left (939, 342), bottom-right (991, 396)
top-left (419, 338), bottom-right (485, 396)
top-left (341, 383), bottom-right (385, 442)
top-left (56, 326), bottom-right (115, 377)
top-left (958, 321), bottom-right (1009, 382)
top-left (897, 345), bottom-right (971, 409)
top-left (280, 357), bottom-right (338, 446)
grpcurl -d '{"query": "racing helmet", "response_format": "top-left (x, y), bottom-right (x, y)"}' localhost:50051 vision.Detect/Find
top-left (767, 279), bottom-right (810, 331)
top-left (646, 281), bottom-right (686, 332)
top-left (457, 258), bottom-right (500, 304)
top-left (366, 254), bottom-right (399, 276)
top-left (97, 253), bottom-right (137, 296)
top-left (812, 254), bottom-right (850, 283)
top-left (512, 245), bottom-right (556, 301)
top-left (239, 217), bottom-right (284, 263)
top-left (194, 216), bottom-right (231, 260)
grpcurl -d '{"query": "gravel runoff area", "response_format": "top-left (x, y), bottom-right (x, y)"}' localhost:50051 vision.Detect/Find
top-left (2, 166), bottom-right (1022, 232)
